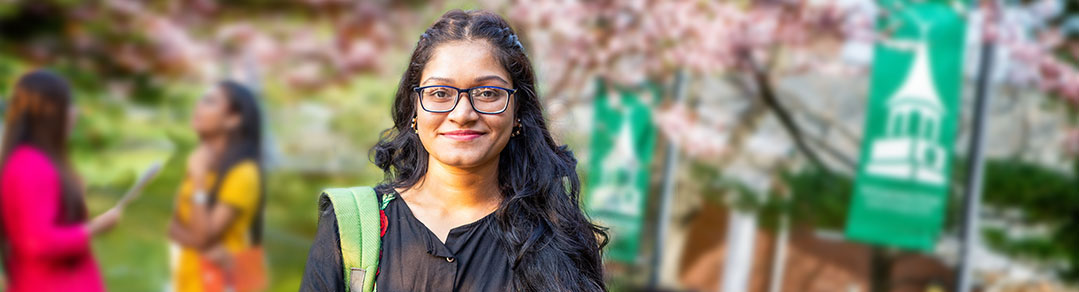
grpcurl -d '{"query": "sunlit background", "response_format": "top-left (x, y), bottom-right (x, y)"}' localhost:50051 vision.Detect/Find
top-left (1, 0), bottom-right (1078, 291)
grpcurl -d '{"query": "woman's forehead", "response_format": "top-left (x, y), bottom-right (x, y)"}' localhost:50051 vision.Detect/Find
top-left (421, 40), bottom-right (511, 86)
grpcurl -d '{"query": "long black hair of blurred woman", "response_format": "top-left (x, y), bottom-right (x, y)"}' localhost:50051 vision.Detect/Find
top-left (206, 80), bottom-right (266, 245)
top-left (0, 70), bottom-right (86, 262)
top-left (370, 10), bottom-right (608, 291)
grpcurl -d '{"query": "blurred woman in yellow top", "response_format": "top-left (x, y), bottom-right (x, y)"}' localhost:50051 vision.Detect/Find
top-left (169, 81), bottom-right (267, 292)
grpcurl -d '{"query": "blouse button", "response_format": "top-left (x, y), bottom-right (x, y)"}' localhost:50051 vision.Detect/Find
top-left (446, 257), bottom-right (455, 263)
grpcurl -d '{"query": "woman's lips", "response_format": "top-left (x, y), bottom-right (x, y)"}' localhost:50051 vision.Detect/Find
top-left (441, 130), bottom-right (486, 141)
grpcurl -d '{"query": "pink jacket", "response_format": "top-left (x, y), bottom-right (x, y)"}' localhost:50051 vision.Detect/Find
top-left (1, 145), bottom-right (105, 292)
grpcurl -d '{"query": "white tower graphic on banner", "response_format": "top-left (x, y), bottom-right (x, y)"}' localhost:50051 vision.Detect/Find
top-left (866, 20), bottom-right (947, 186)
top-left (590, 120), bottom-right (643, 216)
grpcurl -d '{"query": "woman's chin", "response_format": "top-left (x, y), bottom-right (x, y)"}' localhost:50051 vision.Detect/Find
top-left (435, 153), bottom-right (494, 169)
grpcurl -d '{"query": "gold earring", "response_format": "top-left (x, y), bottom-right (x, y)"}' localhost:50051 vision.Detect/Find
top-left (511, 119), bottom-right (522, 137)
top-left (411, 117), bottom-right (418, 133)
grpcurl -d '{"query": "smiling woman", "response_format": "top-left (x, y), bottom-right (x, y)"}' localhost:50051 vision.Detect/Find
top-left (299, 9), bottom-right (608, 292)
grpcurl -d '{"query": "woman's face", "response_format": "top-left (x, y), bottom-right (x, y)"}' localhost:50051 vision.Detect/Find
top-left (192, 86), bottom-right (239, 139)
top-left (415, 40), bottom-right (517, 169)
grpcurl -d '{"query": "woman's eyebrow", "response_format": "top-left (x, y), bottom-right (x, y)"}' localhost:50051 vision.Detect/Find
top-left (474, 75), bottom-right (510, 86)
top-left (422, 77), bottom-right (455, 85)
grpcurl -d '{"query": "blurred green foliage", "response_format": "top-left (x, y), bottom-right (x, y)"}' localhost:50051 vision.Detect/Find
top-left (979, 159), bottom-right (1079, 282)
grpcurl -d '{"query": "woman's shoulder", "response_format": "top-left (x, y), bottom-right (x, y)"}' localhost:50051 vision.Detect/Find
top-left (216, 159), bottom-right (261, 205)
top-left (2, 145), bottom-right (58, 180)
top-left (224, 159), bottom-right (260, 182)
top-left (373, 184), bottom-right (401, 202)
top-left (1, 146), bottom-right (61, 205)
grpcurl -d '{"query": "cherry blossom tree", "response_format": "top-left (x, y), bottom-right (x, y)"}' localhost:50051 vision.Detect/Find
top-left (0, 0), bottom-right (413, 93)
top-left (485, 0), bottom-right (870, 171)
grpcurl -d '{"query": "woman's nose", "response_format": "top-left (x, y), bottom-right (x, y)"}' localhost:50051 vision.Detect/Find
top-left (447, 91), bottom-right (480, 125)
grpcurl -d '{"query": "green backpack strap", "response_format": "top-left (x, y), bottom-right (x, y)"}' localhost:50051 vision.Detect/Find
top-left (320, 186), bottom-right (381, 292)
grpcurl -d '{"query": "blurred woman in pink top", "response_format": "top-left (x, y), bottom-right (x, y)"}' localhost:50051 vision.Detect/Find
top-left (0, 70), bottom-right (122, 292)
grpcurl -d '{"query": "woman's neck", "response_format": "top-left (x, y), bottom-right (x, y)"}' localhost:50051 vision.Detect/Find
top-left (201, 133), bottom-right (229, 159)
top-left (408, 156), bottom-right (502, 211)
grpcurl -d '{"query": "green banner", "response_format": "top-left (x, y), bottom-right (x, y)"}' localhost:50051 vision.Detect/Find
top-left (584, 79), bottom-right (658, 263)
top-left (845, 0), bottom-right (967, 251)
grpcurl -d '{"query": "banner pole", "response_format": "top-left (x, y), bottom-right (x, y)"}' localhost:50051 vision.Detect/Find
top-left (956, 1), bottom-right (998, 291)
top-left (647, 69), bottom-right (688, 290)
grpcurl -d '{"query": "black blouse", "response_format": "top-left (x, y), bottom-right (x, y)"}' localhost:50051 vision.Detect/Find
top-left (299, 188), bottom-right (513, 292)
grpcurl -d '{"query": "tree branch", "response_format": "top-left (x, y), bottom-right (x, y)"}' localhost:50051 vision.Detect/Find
top-left (743, 55), bottom-right (833, 172)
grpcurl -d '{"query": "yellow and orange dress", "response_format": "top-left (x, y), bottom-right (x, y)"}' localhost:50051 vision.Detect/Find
top-left (171, 160), bottom-right (262, 292)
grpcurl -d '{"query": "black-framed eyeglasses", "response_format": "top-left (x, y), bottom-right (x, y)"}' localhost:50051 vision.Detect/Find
top-left (413, 85), bottom-right (516, 114)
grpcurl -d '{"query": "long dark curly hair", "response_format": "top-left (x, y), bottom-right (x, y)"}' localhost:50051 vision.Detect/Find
top-left (369, 9), bottom-right (608, 292)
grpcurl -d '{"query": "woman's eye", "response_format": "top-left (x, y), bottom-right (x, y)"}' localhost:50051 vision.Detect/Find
top-left (475, 89), bottom-right (499, 99)
top-left (427, 89), bottom-right (452, 99)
